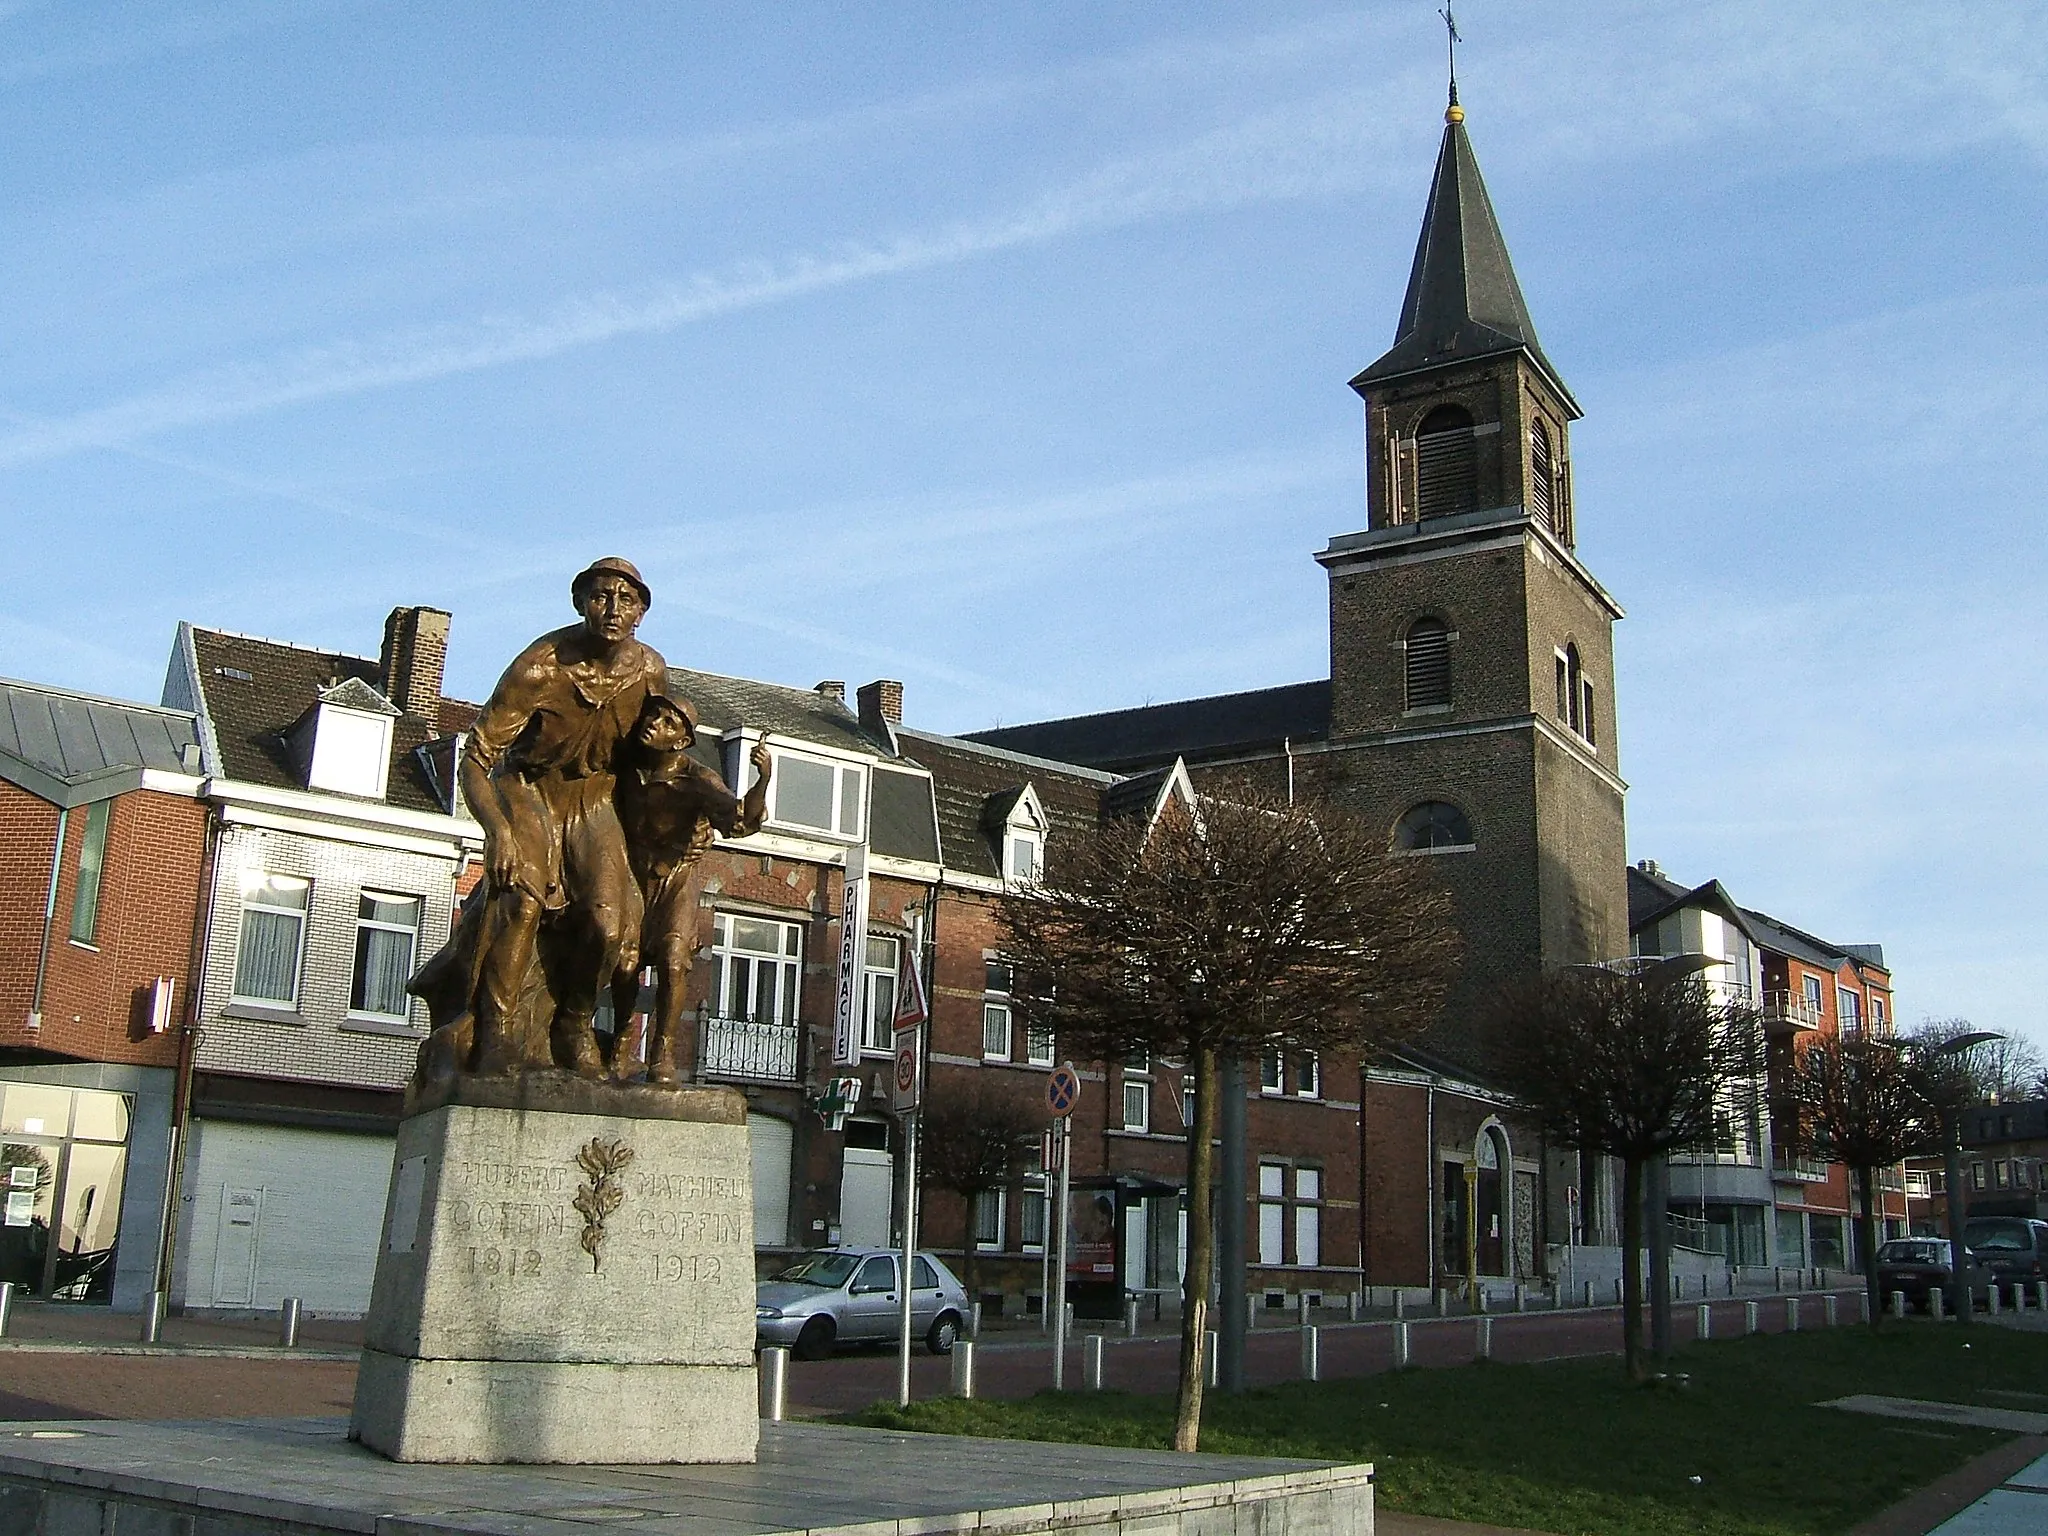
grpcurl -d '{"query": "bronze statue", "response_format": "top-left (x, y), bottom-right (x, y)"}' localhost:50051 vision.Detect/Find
top-left (408, 559), bottom-right (772, 1101)
top-left (611, 694), bottom-right (771, 1084)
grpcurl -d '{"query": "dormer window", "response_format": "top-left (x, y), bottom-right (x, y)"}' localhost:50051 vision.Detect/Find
top-left (998, 792), bottom-right (1045, 888)
top-left (294, 678), bottom-right (398, 800)
top-left (767, 747), bottom-right (864, 839)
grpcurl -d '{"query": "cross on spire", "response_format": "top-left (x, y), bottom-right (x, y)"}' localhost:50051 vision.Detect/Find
top-left (1439, 4), bottom-right (1462, 114)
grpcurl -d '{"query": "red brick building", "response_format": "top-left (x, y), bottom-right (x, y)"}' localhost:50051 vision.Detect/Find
top-left (0, 677), bottom-right (208, 1309)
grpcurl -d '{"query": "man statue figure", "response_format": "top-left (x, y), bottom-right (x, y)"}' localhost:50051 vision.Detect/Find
top-left (459, 557), bottom-right (667, 1078)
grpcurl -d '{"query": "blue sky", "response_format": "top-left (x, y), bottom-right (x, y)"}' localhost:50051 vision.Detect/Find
top-left (2, 3), bottom-right (2043, 1050)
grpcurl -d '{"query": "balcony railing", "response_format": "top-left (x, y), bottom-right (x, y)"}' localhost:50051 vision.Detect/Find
top-left (1772, 1148), bottom-right (1830, 1183)
top-left (1762, 992), bottom-right (1824, 1031)
top-left (699, 1014), bottom-right (799, 1084)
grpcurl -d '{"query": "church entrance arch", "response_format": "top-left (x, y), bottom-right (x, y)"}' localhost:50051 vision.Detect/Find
top-left (1475, 1122), bottom-right (1510, 1277)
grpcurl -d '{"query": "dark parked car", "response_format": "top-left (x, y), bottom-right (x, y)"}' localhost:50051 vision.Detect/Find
top-left (1875, 1237), bottom-right (1965, 1311)
top-left (1964, 1217), bottom-right (2048, 1295)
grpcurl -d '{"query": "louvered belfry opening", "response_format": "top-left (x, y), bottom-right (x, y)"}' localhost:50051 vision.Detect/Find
top-left (1414, 404), bottom-right (1478, 520)
top-left (1529, 419), bottom-right (1554, 529)
top-left (1404, 617), bottom-right (1452, 710)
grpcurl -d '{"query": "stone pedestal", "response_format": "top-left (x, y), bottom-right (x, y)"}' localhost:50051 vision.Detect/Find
top-left (350, 1081), bottom-right (758, 1464)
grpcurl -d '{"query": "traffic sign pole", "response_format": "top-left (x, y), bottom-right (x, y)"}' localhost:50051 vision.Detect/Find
top-left (1052, 1114), bottom-right (1072, 1389)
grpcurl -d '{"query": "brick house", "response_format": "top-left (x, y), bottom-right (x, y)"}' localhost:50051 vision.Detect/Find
top-left (1907, 1099), bottom-right (2048, 1237)
top-left (969, 97), bottom-right (1624, 1292)
top-left (0, 677), bottom-right (208, 1310)
top-left (1628, 860), bottom-right (1902, 1271)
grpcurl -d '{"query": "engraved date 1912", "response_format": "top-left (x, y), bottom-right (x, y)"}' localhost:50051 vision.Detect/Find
top-left (650, 1253), bottom-right (721, 1283)
top-left (466, 1245), bottom-right (541, 1279)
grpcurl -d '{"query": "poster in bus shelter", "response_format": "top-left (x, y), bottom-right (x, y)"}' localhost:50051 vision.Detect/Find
top-left (1068, 1189), bottom-right (1118, 1278)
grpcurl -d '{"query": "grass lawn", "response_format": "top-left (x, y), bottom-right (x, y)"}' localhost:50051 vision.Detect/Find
top-left (852, 1323), bottom-right (2048, 1536)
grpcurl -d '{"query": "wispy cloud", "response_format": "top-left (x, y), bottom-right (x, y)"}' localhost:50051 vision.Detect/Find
top-left (0, 0), bottom-right (348, 88)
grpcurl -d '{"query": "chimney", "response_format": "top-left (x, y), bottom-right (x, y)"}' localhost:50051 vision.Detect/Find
top-left (380, 607), bottom-right (452, 720)
top-left (813, 681), bottom-right (846, 706)
top-left (857, 679), bottom-right (903, 728)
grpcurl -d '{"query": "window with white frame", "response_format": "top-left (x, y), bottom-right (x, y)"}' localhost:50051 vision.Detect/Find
top-left (1870, 995), bottom-right (1887, 1031)
top-left (1122, 1045), bottom-right (1151, 1131)
top-left (1005, 829), bottom-right (1042, 885)
top-left (859, 934), bottom-right (899, 1053)
top-left (971, 1187), bottom-right (1005, 1249)
top-left (232, 873), bottom-right (311, 1006)
top-left (1294, 1167), bottom-right (1322, 1266)
top-left (1803, 974), bottom-right (1824, 1016)
top-left (1292, 1049), bottom-right (1320, 1098)
top-left (767, 748), bottom-right (864, 839)
top-left (711, 912), bottom-right (803, 1025)
top-left (1025, 1018), bottom-right (1056, 1067)
top-left (983, 961), bottom-right (1014, 1060)
top-left (349, 892), bottom-right (422, 1021)
top-left (1257, 1163), bottom-right (1286, 1265)
top-left (1020, 1146), bottom-right (1047, 1250)
top-left (1260, 1048), bottom-right (1284, 1095)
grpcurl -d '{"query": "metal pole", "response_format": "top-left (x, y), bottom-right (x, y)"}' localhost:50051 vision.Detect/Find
top-left (278, 1297), bottom-right (302, 1348)
top-left (896, 1108), bottom-right (919, 1408)
top-left (1084, 1333), bottom-right (1104, 1390)
top-left (1943, 1111), bottom-right (1971, 1326)
top-left (139, 1290), bottom-right (166, 1344)
top-left (1218, 1054), bottom-right (1247, 1393)
top-left (1052, 1115), bottom-right (1071, 1388)
top-left (0, 1281), bottom-right (12, 1337)
top-left (760, 1347), bottom-right (789, 1420)
top-left (950, 1339), bottom-right (976, 1398)
top-left (1648, 1155), bottom-right (1673, 1359)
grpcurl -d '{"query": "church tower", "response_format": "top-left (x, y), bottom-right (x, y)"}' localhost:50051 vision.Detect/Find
top-left (1316, 90), bottom-right (1628, 1011)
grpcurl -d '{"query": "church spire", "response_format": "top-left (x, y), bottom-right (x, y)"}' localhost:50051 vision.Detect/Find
top-left (1351, 95), bottom-right (1576, 415)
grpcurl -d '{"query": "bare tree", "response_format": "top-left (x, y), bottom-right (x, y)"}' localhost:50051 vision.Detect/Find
top-left (919, 1075), bottom-right (1041, 1301)
top-left (1781, 1021), bottom-right (2000, 1324)
top-left (999, 782), bottom-right (1458, 1451)
top-left (1481, 961), bottom-right (1760, 1381)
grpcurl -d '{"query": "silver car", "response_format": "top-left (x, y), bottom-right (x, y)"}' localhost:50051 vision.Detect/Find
top-left (755, 1248), bottom-right (969, 1359)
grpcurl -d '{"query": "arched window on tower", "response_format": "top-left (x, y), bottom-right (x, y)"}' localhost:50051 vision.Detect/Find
top-left (1529, 419), bottom-right (1554, 530)
top-left (1555, 643), bottom-right (1596, 747)
top-left (1403, 617), bottom-right (1452, 710)
top-left (1394, 801), bottom-right (1474, 853)
top-left (1415, 405), bottom-right (1477, 520)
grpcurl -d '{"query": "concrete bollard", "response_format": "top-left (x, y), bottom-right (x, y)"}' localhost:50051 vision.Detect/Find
top-left (1614, 1277), bottom-right (1625, 1305)
top-left (1931, 1286), bottom-right (1946, 1321)
top-left (971, 1301), bottom-right (983, 1338)
top-left (1084, 1334), bottom-right (1104, 1391)
top-left (1064, 1301), bottom-right (1076, 1335)
top-left (1857, 1291), bottom-right (1870, 1324)
top-left (1436, 1290), bottom-right (1451, 1318)
top-left (0, 1281), bottom-right (13, 1337)
top-left (278, 1297), bottom-right (303, 1348)
top-left (1475, 1286), bottom-right (1489, 1314)
top-left (1583, 1280), bottom-right (1595, 1308)
top-left (951, 1339), bottom-right (976, 1399)
top-left (1124, 1297), bottom-right (1139, 1337)
top-left (1299, 1293), bottom-right (1312, 1326)
top-left (1348, 1291), bottom-right (1360, 1322)
top-left (1892, 1289), bottom-right (1908, 1319)
top-left (760, 1347), bottom-right (789, 1420)
top-left (1301, 1325), bottom-right (1320, 1382)
top-left (1393, 1319), bottom-right (1411, 1369)
top-left (1475, 1316), bottom-right (1492, 1361)
top-left (140, 1291), bottom-right (167, 1344)
top-left (1988, 1285), bottom-right (2002, 1316)
top-left (1205, 1330), bottom-right (1219, 1388)
top-left (1514, 1283), bottom-right (1528, 1313)
top-left (2013, 1284), bottom-right (2027, 1314)
top-left (1823, 1294), bottom-right (1837, 1328)
top-left (2037, 1281), bottom-right (2047, 1312)
top-left (1247, 1295), bottom-right (1259, 1329)
top-left (1745, 1301), bottom-right (1759, 1335)
top-left (1786, 1296), bottom-right (1801, 1332)
top-left (1697, 1303), bottom-right (1711, 1341)
top-left (1393, 1290), bottom-right (1407, 1320)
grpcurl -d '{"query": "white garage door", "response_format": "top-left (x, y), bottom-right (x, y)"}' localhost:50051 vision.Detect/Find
top-left (179, 1120), bottom-right (394, 1315)
top-left (748, 1113), bottom-right (793, 1249)
top-left (841, 1148), bottom-right (893, 1248)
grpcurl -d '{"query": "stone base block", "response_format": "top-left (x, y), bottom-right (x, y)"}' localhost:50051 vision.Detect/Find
top-left (351, 1348), bottom-right (760, 1464)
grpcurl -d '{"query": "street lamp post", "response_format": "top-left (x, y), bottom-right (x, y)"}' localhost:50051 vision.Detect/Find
top-left (1925, 1031), bottom-right (2003, 1325)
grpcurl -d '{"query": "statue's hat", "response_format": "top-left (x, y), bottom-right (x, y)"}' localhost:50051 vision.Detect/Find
top-left (572, 556), bottom-right (651, 610)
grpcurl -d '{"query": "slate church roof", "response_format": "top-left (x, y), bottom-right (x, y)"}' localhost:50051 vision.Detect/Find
top-left (965, 680), bottom-right (1329, 774)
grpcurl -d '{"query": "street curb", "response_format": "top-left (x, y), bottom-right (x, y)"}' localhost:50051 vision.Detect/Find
top-left (0, 1341), bottom-right (356, 1362)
